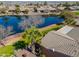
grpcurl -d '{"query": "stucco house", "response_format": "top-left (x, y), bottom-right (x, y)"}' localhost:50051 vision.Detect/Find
top-left (41, 26), bottom-right (79, 57)
top-left (57, 7), bottom-right (66, 11)
top-left (69, 6), bottom-right (79, 11)
top-left (37, 6), bottom-right (56, 13)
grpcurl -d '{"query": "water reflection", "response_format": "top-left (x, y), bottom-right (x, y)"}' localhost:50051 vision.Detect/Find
top-left (0, 15), bottom-right (64, 39)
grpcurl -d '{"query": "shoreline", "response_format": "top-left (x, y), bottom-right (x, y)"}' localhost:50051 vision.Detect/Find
top-left (38, 24), bottom-right (57, 31)
top-left (0, 33), bottom-right (22, 47)
top-left (0, 24), bottom-right (57, 47)
top-left (0, 12), bottom-right (60, 17)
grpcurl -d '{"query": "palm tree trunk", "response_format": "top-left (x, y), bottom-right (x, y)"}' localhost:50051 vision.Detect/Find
top-left (34, 43), bottom-right (41, 56)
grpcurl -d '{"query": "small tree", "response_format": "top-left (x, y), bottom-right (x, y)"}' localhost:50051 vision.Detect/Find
top-left (36, 2), bottom-right (40, 8)
top-left (0, 2), bottom-right (3, 5)
top-left (24, 9), bottom-right (29, 14)
top-left (34, 7), bottom-right (38, 12)
top-left (60, 11), bottom-right (76, 26)
top-left (15, 4), bottom-right (20, 7)
top-left (44, 1), bottom-right (47, 5)
top-left (22, 26), bottom-right (43, 45)
top-left (63, 2), bottom-right (70, 7)
top-left (13, 41), bottom-right (26, 50)
top-left (22, 26), bottom-right (43, 55)
top-left (15, 4), bottom-right (20, 14)
top-left (76, 2), bottom-right (79, 6)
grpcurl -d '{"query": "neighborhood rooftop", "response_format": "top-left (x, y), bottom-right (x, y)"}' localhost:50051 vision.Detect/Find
top-left (41, 26), bottom-right (79, 57)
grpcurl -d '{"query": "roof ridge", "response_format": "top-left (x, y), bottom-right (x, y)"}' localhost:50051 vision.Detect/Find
top-left (51, 31), bottom-right (75, 42)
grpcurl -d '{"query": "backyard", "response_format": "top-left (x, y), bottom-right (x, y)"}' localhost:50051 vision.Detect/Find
top-left (0, 1), bottom-right (78, 57)
top-left (0, 24), bottom-right (63, 57)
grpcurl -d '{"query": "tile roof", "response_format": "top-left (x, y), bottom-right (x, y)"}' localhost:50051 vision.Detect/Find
top-left (41, 26), bottom-right (79, 56)
top-left (67, 27), bottom-right (79, 42)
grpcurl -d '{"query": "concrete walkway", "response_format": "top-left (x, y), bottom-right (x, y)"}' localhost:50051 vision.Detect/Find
top-left (0, 33), bottom-right (22, 47)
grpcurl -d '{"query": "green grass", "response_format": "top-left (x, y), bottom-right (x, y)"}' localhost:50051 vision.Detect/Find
top-left (74, 11), bottom-right (79, 15)
top-left (0, 45), bottom-right (14, 57)
top-left (0, 25), bottom-right (63, 57)
top-left (41, 25), bottom-right (63, 36)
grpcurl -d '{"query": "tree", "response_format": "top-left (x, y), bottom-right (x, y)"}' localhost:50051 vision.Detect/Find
top-left (57, 3), bottom-right (62, 7)
top-left (22, 26), bottom-right (43, 45)
top-left (22, 26), bottom-right (43, 54)
top-left (76, 2), bottom-right (79, 6)
top-left (15, 4), bottom-right (20, 14)
top-left (15, 7), bottom-right (20, 14)
top-left (0, 2), bottom-right (3, 5)
top-left (34, 7), bottom-right (38, 12)
top-left (13, 41), bottom-right (26, 50)
top-left (36, 2), bottom-right (40, 8)
top-left (63, 2), bottom-right (70, 10)
top-left (63, 2), bottom-right (70, 7)
top-left (60, 10), bottom-right (75, 18)
top-left (44, 1), bottom-right (47, 5)
top-left (15, 4), bottom-right (20, 7)
top-left (60, 11), bottom-right (76, 26)
top-left (64, 18), bottom-right (76, 25)
top-left (24, 9), bottom-right (29, 14)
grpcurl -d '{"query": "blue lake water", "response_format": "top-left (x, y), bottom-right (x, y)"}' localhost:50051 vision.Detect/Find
top-left (0, 16), bottom-right (64, 36)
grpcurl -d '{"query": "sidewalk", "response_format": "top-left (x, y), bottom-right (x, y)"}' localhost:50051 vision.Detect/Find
top-left (0, 33), bottom-right (22, 47)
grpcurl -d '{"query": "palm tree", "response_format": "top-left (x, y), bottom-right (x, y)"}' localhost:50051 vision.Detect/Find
top-left (15, 4), bottom-right (20, 14)
top-left (13, 41), bottom-right (26, 50)
top-left (60, 10), bottom-right (76, 26)
top-left (22, 26), bottom-right (43, 55)
top-left (22, 26), bottom-right (43, 44)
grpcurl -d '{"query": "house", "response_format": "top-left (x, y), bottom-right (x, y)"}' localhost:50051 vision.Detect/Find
top-left (37, 6), bottom-right (56, 13)
top-left (8, 5), bottom-right (16, 13)
top-left (41, 26), bottom-right (79, 57)
top-left (69, 6), bottom-right (79, 11)
top-left (0, 5), bottom-right (8, 13)
top-left (57, 7), bottom-right (66, 11)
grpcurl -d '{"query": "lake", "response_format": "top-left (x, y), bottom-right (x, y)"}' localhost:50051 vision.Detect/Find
top-left (0, 16), bottom-right (64, 38)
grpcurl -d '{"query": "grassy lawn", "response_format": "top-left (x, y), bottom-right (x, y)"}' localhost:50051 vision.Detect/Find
top-left (0, 24), bottom-right (63, 57)
top-left (0, 45), bottom-right (14, 57)
top-left (38, 24), bottom-right (63, 31)
top-left (73, 11), bottom-right (79, 15)
top-left (38, 24), bottom-right (63, 36)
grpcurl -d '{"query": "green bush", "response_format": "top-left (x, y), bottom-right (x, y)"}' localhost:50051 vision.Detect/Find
top-left (13, 41), bottom-right (26, 50)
